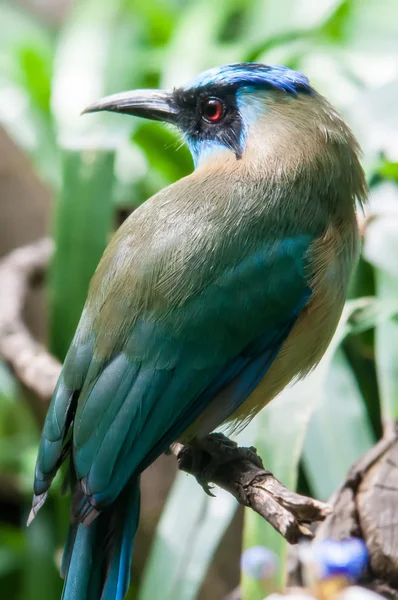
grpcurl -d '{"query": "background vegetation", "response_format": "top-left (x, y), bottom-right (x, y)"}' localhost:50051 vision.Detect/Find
top-left (0, 0), bottom-right (398, 598)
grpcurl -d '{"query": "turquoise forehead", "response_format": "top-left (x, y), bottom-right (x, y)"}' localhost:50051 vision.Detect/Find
top-left (183, 63), bottom-right (312, 95)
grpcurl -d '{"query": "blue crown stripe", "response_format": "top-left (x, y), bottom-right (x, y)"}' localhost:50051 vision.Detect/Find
top-left (184, 63), bottom-right (312, 95)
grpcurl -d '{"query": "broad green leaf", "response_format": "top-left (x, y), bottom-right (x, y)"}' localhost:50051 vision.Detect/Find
top-left (0, 526), bottom-right (24, 576)
top-left (0, 3), bottom-right (57, 187)
top-left (0, 361), bottom-right (37, 474)
top-left (138, 471), bottom-right (237, 600)
top-left (22, 508), bottom-right (62, 600)
top-left (378, 161), bottom-right (398, 182)
top-left (0, 361), bottom-right (18, 406)
top-left (132, 122), bottom-right (192, 184)
top-left (301, 301), bottom-right (376, 501)
top-left (49, 150), bottom-right (115, 360)
top-left (124, 0), bottom-right (178, 47)
top-left (302, 348), bottom-right (375, 500)
top-left (363, 182), bottom-right (398, 425)
top-left (0, 5), bottom-right (53, 113)
top-left (374, 270), bottom-right (398, 425)
top-left (343, 296), bottom-right (398, 338)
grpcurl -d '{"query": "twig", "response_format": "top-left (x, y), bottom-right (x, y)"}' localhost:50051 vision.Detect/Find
top-left (0, 238), bottom-right (61, 400)
top-left (173, 441), bottom-right (332, 544)
top-left (0, 238), bottom-right (332, 543)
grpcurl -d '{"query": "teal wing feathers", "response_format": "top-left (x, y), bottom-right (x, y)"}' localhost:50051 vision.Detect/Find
top-left (32, 230), bottom-right (313, 522)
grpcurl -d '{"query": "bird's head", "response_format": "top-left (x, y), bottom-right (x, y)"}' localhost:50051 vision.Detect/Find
top-left (83, 63), bottom-right (318, 166)
top-left (84, 62), bottom-right (367, 215)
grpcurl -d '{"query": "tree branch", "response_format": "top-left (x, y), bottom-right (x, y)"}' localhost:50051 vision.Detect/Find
top-left (0, 238), bottom-right (332, 542)
top-left (173, 441), bottom-right (332, 543)
top-left (0, 238), bottom-right (61, 400)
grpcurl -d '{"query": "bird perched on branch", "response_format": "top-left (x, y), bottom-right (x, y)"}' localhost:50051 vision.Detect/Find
top-left (29, 63), bottom-right (366, 599)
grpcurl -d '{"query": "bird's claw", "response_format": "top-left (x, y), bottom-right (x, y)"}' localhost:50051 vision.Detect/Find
top-left (187, 432), bottom-right (264, 495)
top-left (196, 478), bottom-right (216, 497)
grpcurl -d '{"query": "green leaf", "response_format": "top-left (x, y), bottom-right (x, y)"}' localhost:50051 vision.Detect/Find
top-left (0, 361), bottom-right (37, 476)
top-left (343, 296), bottom-right (398, 338)
top-left (22, 508), bottom-right (63, 600)
top-left (0, 361), bottom-right (18, 405)
top-left (19, 44), bottom-right (52, 115)
top-left (374, 270), bottom-right (398, 424)
top-left (138, 471), bottom-right (237, 600)
top-left (302, 348), bottom-right (375, 500)
top-left (0, 3), bottom-right (57, 187)
top-left (362, 182), bottom-right (398, 424)
top-left (377, 161), bottom-right (398, 182)
top-left (132, 122), bottom-right (192, 184)
top-left (0, 4), bottom-right (53, 107)
top-left (0, 526), bottom-right (24, 577)
top-left (49, 150), bottom-right (115, 360)
top-left (300, 302), bottom-right (376, 501)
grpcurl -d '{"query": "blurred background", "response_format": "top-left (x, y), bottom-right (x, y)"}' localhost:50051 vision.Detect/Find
top-left (1, 0), bottom-right (398, 598)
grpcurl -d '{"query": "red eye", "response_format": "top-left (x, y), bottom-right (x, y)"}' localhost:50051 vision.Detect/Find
top-left (201, 97), bottom-right (224, 123)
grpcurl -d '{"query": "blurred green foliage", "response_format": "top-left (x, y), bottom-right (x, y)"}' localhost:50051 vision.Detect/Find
top-left (0, 0), bottom-right (398, 599)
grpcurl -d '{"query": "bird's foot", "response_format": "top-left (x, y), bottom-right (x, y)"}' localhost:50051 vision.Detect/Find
top-left (172, 433), bottom-right (332, 544)
top-left (185, 432), bottom-right (264, 496)
top-left (173, 434), bottom-right (332, 543)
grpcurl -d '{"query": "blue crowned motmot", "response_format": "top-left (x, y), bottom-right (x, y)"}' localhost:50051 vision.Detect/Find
top-left (29, 63), bottom-right (367, 599)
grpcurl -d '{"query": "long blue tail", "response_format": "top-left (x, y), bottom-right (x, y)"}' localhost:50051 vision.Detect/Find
top-left (61, 478), bottom-right (140, 600)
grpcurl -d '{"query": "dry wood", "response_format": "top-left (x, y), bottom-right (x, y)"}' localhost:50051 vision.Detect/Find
top-left (173, 439), bottom-right (332, 544)
top-left (0, 238), bottom-right (61, 400)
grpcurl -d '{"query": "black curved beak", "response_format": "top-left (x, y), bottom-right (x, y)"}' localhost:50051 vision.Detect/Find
top-left (82, 89), bottom-right (178, 124)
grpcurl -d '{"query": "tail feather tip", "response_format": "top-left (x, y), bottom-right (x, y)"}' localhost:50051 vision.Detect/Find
top-left (26, 492), bottom-right (48, 526)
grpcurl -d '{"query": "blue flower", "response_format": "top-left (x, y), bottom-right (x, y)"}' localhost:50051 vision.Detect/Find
top-left (315, 538), bottom-right (368, 581)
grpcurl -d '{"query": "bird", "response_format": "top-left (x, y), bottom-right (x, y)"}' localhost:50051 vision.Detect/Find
top-left (29, 62), bottom-right (367, 600)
